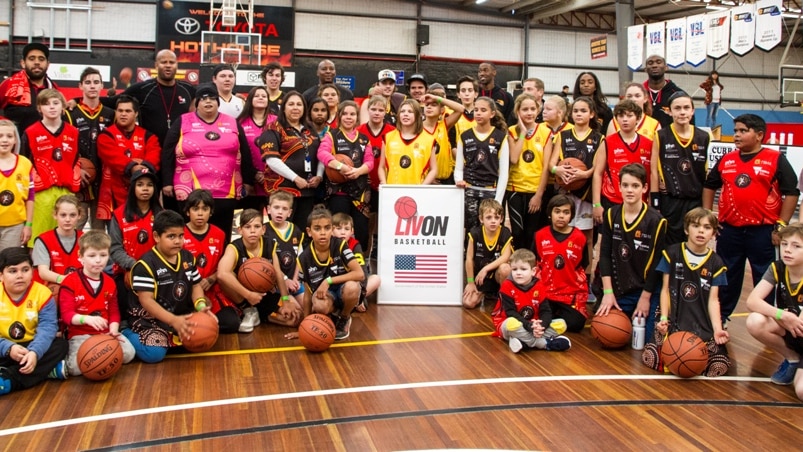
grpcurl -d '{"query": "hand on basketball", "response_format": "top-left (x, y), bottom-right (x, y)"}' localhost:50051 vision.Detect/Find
top-left (84, 315), bottom-right (109, 331)
top-left (80, 169), bottom-right (92, 185)
top-left (554, 164), bottom-right (576, 184)
top-left (19, 350), bottom-right (38, 374)
top-left (285, 278), bottom-right (300, 293)
top-left (343, 165), bottom-right (360, 180)
top-left (713, 329), bottom-right (729, 345)
top-left (596, 293), bottom-right (621, 316)
top-left (172, 313), bottom-right (196, 341)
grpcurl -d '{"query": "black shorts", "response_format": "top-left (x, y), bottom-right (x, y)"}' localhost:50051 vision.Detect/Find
top-left (783, 331), bottom-right (803, 356)
top-left (255, 292), bottom-right (282, 320)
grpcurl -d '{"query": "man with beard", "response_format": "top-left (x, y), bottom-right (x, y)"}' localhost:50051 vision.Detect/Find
top-left (302, 59), bottom-right (353, 106)
top-left (478, 62), bottom-right (513, 121)
top-left (0, 43), bottom-right (58, 134)
top-left (643, 54), bottom-right (688, 128)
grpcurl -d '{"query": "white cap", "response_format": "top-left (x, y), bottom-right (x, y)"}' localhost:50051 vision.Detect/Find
top-left (378, 69), bottom-right (396, 82)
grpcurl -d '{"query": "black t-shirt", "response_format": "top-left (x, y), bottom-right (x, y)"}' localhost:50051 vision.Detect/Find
top-left (122, 79), bottom-right (196, 145)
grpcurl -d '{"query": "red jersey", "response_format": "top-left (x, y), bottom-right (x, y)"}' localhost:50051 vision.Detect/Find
top-left (534, 226), bottom-right (588, 317)
top-left (357, 122), bottom-right (395, 190)
top-left (602, 132), bottom-right (653, 204)
top-left (718, 148), bottom-right (782, 226)
top-left (491, 278), bottom-right (547, 337)
top-left (111, 206), bottom-right (155, 274)
top-left (33, 229), bottom-right (83, 284)
top-left (58, 270), bottom-right (119, 338)
top-left (183, 224), bottom-right (234, 313)
top-left (23, 121), bottom-right (81, 193)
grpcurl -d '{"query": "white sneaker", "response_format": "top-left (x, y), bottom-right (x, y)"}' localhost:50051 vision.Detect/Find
top-left (509, 337), bottom-right (523, 353)
top-left (239, 307), bottom-right (260, 333)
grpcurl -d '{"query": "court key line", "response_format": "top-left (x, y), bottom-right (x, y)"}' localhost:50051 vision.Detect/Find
top-left (0, 374), bottom-right (775, 438)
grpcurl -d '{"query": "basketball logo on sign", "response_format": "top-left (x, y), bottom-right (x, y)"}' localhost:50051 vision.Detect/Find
top-left (394, 196), bottom-right (417, 220)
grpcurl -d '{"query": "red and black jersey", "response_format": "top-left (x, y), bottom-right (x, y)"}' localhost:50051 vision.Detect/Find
top-left (264, 222), bottom-right (303, 278)
top-left (655, 125), bottom-right (709, 199)
top-left (357, 122), bottom-right (395, 191)
top-left (460, 127), bottom-right (507, 188)
top-left (33, 229), bottom-right (83, 283)
top-left (257, 123), bottom-right (320, 198)
top-left (182, 225), bottom-right (226, 280)
top-left (534, 226), bottom-right (588, 315)
top-left (602, 131), bottom-right (653, 204)
top-left (557, 128), bottom-right (604, 200)
top-left (716, 148), bottom-right (782, 226)
top-left (491, 278), bottom-right (551, 337)
top-left (58, 270), bottom-right (118, 338)
top-left (111, 206), bottom-right (155, 274)
top-left (65, 102), bottom-right (115, 161)
top-left (22, 121), bottom-right (81, 193)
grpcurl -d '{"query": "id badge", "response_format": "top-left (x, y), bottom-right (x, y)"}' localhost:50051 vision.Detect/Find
top-left (305, 159), bottom-right (312, 173)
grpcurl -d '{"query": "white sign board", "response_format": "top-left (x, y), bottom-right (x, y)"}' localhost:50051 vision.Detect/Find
top-left (377, 185), bottom-right (464, 306)
top-left (47, 63), bottom-right (111, 82)
top-left (707, 143), bottom-right (803, 177)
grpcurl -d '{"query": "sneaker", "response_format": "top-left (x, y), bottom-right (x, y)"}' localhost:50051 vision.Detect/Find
top-left (771, 359), bottom-right (798, 385)
top-left (550, 319), bottom-right (567, 335)
top-left (0, 368), bottom-right (10, 395)
top-left (508, 337), bottom-right (523, 354)
top-left (48, 360), bottom-right (69, 380)
top-left (335, 315), bottom-right (352, 340)
top-left (587, 291), bottom-right (597, 304)
top-left (238, 307), bottom-right (260, 333)
top-left (546, 335), bottom-right (572, 351)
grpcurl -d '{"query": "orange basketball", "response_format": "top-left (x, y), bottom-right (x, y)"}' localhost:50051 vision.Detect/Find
top-left (590, 310), bottom-right (632, 348)
top-left (556, 157), bottom-right (588, 191)
top-left (325, 154), bottom-right (354, 184)
top-left (237, 257), bottom-right (276, 293)
top-left (661, 331), bottom-right (709, 378)
top-left (394, 196), bottom-right (417, 220)
top-left (298, 313), bottom-right (336, 352)
top-left (79, 157), bottom-right (97, 183)
top-left (182, 312), bottom-right (219, 352)
top-left (77, 334), bottom-right (124, 381)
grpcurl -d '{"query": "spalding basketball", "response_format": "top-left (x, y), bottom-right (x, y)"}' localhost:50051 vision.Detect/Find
top-left (394, 196), bottom-right (417, 220)
top-left (77, 334), bottom-right (124, 381)
top-left (298, 313), bottom-right (336, 352)
top-left (556, 157), bottom-right (588, 191)
top-left (237, 257), bottom-right (276, 293)
top-left (661, 331), bottom-right (709, 378)
top-left (325, 154), bottom-right (354, 184)
top-left (79, 157), bottom-right (97, 183)
top-left (182, 312), bottom-right (219, 353)
top-left (590, 310), bottom-right (632, 348)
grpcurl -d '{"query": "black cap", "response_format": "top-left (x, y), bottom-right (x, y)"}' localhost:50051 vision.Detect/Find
top-left (22, 43), bottom-right (49, 60)
top-left (406, 73), bottom-right (427, 86)
top-left (130, 166), bottom-right (158, 184)
top-left (194, 83), bottom-right (219, 106)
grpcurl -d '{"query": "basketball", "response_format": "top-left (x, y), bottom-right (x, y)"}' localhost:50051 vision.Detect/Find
top-left (237, 257), bottom-right (276, 293)
top-left (79, 157), bottom-right (97, 183)
top-left (661, 331), bottom-right (709, 378)
top-left (556, 157), bottom-right (588, 191)
top-left (119, 67), bottom-right (133, 85)
top-left (590, 310), bottom-right (633, 348)
top-left (77, 334), bottom-right (124, 381)
top-left (298, 314), bottom-right (336, 352)
top-left (182, 312), bottom-right (219, 353)
top-left (162, 0), bottom-right (174, 9)
top-left (325, 154), bottom-right (354, 184)
top-left (394, 196), bottom-right (418, 220)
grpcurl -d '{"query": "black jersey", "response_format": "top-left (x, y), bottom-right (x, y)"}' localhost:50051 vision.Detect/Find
top-left (227, 236), bottom-right (277, 275)
top-left (771, 260), bottom-right (803, 316)
top-left (65, 103), bottom-right (115, 163)
top-left (264, 222), bottom-right (304, 277)
top-left (655, 125), bottom-right (709, 199)
top-left (558, 128), bottom-right (604, 200)
top-left (324, 128), bottom-right (370, 200)
top-left (461, 128), bottom-right (507, 188)
top-left (297, 237), bottom-right (355, 293)
top-left (468, 225), bottom-right (513, 275)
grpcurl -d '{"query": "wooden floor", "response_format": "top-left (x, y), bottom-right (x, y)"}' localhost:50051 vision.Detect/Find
top-left (1, 282), bottom-right (801, 451)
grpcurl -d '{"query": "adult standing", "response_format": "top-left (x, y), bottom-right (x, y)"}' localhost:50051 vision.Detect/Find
top-left (406, 74), bottom-right (427, 103)
top-left (478, 62), bottom-right (514, 122)
top-left (212, 64), bottom-right (244, 118)
top-left (238, 86), bottom-right (277, 213)
top-left (302, 60), bottom-right (354, 107)
top-left (700, 70), bottom-right (723, 128)
top-left (643, 54), bottom-right (687, 128)
top-left (360, 70), bottom-right (405, 127)
top-left (161, 84), bottom-right (255, 243)
top-left (0, 43), bottom-right (57, 135)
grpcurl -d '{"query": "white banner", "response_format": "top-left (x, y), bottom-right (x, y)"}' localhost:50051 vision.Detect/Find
top-left (730, 4), bottom-right (756, 56)
top-left (46, 63), bottom-right (111, 82)
top-left (755, 0), bottom-right (783, 51)
top-left (377, 185), bottom-right (464, 306)
top-left (707, 11), bottom-right (730, 58)
top-left (627, 24), bottom-right (645, 71)
top-left (665, 18), bottom-right (686, 68)
top-left (686, 14), bottom-right (707, 66)
top-left (646, 22), bottom-right (666, 58)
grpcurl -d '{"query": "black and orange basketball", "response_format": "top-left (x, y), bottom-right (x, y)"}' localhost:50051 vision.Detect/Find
top-left (556, 157), bottom-right (588, 191)
top-left (79, 157), bottom-right (97, 183)
top-left (661, 331), bottom-right (709, 378)
top-left (237, 257), bottom-right (276, 293)
top-left (325, 154), bottom-right (353, 184)
top-left (182, 312), bottom-right (219, 353)
top-left (77, 334), bottom-right (124, 381)
top-left (394, 196), bottom-right (417, 219)
top-left (590, 310), bottom-right (632, 348)
top-left (298, 314), bottom-right (336, 352)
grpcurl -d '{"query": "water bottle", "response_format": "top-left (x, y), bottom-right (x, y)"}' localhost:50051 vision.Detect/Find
top-left (632, 316), bottom-right (646, 350)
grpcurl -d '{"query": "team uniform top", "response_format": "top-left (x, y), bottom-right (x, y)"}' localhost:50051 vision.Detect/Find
top-left (32, 229), bottom-right (83, 283)
top-left (610, 114), bottom-right (660, 141)
top-left (656, 242), bottom-right (727, 342)
top-left (240, 115), bottom-right (275, 198)
top-left (258, 122), bottom-right (320, 198)
top-left (479, 85), bottom-right (514, 121)
top-left (556, 128), bottom-right (604, 200)
top-left (346, 236), bottom-right (369, 288)
top-left (0, 282), bottom-right (57, 355)
top-left (109, 206), bottom-right (156, 274)
top-left (600, 202), bottom-right (667, 296)
top-left (264, 222), bottom-right (304, 278)
top-left (451, 110), bottom-right (476, 147)
top-left (766, 260), bottom-right (803, 317)
top-left (506, 126), bottom-right (541, 193)
top-left (491, 277), bottom-right (553, 338)
top-left (21, 121), bottom-right (81, 193)
top-left (121, 79), bottom-right (196, 145)
top-left (322, 128), bottom-right (371, 202)
top-left (704, 147), bottom-right (799, 227)
top-left (357, 122), bottom-right (395, 191)
top-left (0, 71), bottom-right (57, 134)
top-left (226, 236), bottom-right (278, 275)
top-left (182, 225), bottom-right (227, 281)
top-left (297, 237), bottom-right (356, 293)
top-left (129, 248), bottom-right (201, 347)
top-left (468, 225), bottom-right (513, 292)
top-left (0, 155), bottom-right (34, 227)
top-left (533, 121), bottom-right (573, 186)
top-left (601, 131), bottom-right (653, 204)
top-left (534, 226), bottom-right (589, 313)
top-left (459, 128), bottom-right (508, 188)
top-left (382, 129), bottom-right (438, 185)
top-left (57, 270), bottom-right (119, 338)
top-left (425, 120), bottom-right (454, 180)
top-left (654, 125), bottom-right (710, 199)
top-left (268, 91), bottom-right (284, 116)
top-left (218, 95), bottom-right (244, 118)
top-left (65, 102), bottom-right (115, 163)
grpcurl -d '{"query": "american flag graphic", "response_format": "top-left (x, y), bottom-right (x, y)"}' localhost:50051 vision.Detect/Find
top-left (394, 254), bottom-right (448, 284)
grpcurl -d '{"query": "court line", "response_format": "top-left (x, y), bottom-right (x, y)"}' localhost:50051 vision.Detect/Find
top-left (0, 374), bottom-right (776, 438)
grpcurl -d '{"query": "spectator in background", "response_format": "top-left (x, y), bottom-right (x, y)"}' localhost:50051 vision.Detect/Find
top-left (558, 85), bottom-right (570, 103)
top-left (700, 70), bottom-right (723, 128)
top-left (302, 60), bottom-right (354, 107)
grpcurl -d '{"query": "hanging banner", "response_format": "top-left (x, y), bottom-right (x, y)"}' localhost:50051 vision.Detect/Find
top-left (627, 24), bottom-right (645, 71)
top-left (646, 22), bottom-right (666, 58)
top-left (755, 0), bottom-right (783, 51)
top-left (665, 18), bottom-right (686, 68)
top-left (686, 14), bottom-right (707, 66)
top-left (707, 11), bottom-right (730, 59)
top-left (730, 4), bottom-right (756, 56)
top-left (591, 35), bottom-right (608, 60)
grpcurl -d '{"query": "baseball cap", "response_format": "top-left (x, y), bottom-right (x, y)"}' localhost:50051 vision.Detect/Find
top-left (378, 69), bottom-right (396, 82)
top-left (406, 73), bottom-right (427, 86)
top-left (130, 166), bottom-right (158, 184)
top-left (22, 43), bottom-right (49, 60)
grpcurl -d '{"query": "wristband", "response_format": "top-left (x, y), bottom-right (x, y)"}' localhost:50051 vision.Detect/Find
top-left (336, 162), bottom-right (343, 171)
top-left (603, 289), bottom-right (613, 295)
top-left (660, 315), bottom-right (668, 321)
top-left (518, 133), bottom-right (525, 140)
top-left (56, 275), bottom-right (64, 284)
top-left (550, 166), bottom-right (557, 175)
top-left (467, 277), bottom-right (475, 283)
top-left (283, 274), bottom-right (289, 280)
top-left (79, 315), bottom-right (86, 325)
top-left (194, 297), bottom-right (208, 311)
top-left (776, 308), bottom-right (784, 320)
top-left (24, 221), bottom-right (33, 227)
top-left (650, 193), bottom-right (661, 210)
top-left (437, 97), bottom-right (442, 104)
top-left (281, 295), bottom-right (290, 301)
top-left (593, 203), bottom-right (602, 208)
top-left (326, 276), bottom-right (333, 285)
top-left (777, 219), bottom-right (788, 226)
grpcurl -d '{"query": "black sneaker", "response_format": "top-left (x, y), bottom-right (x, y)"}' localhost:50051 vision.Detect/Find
top-left (335, 315), bottom-right (352, 340)
top-left (546, 335), bottom-right (572, 351)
